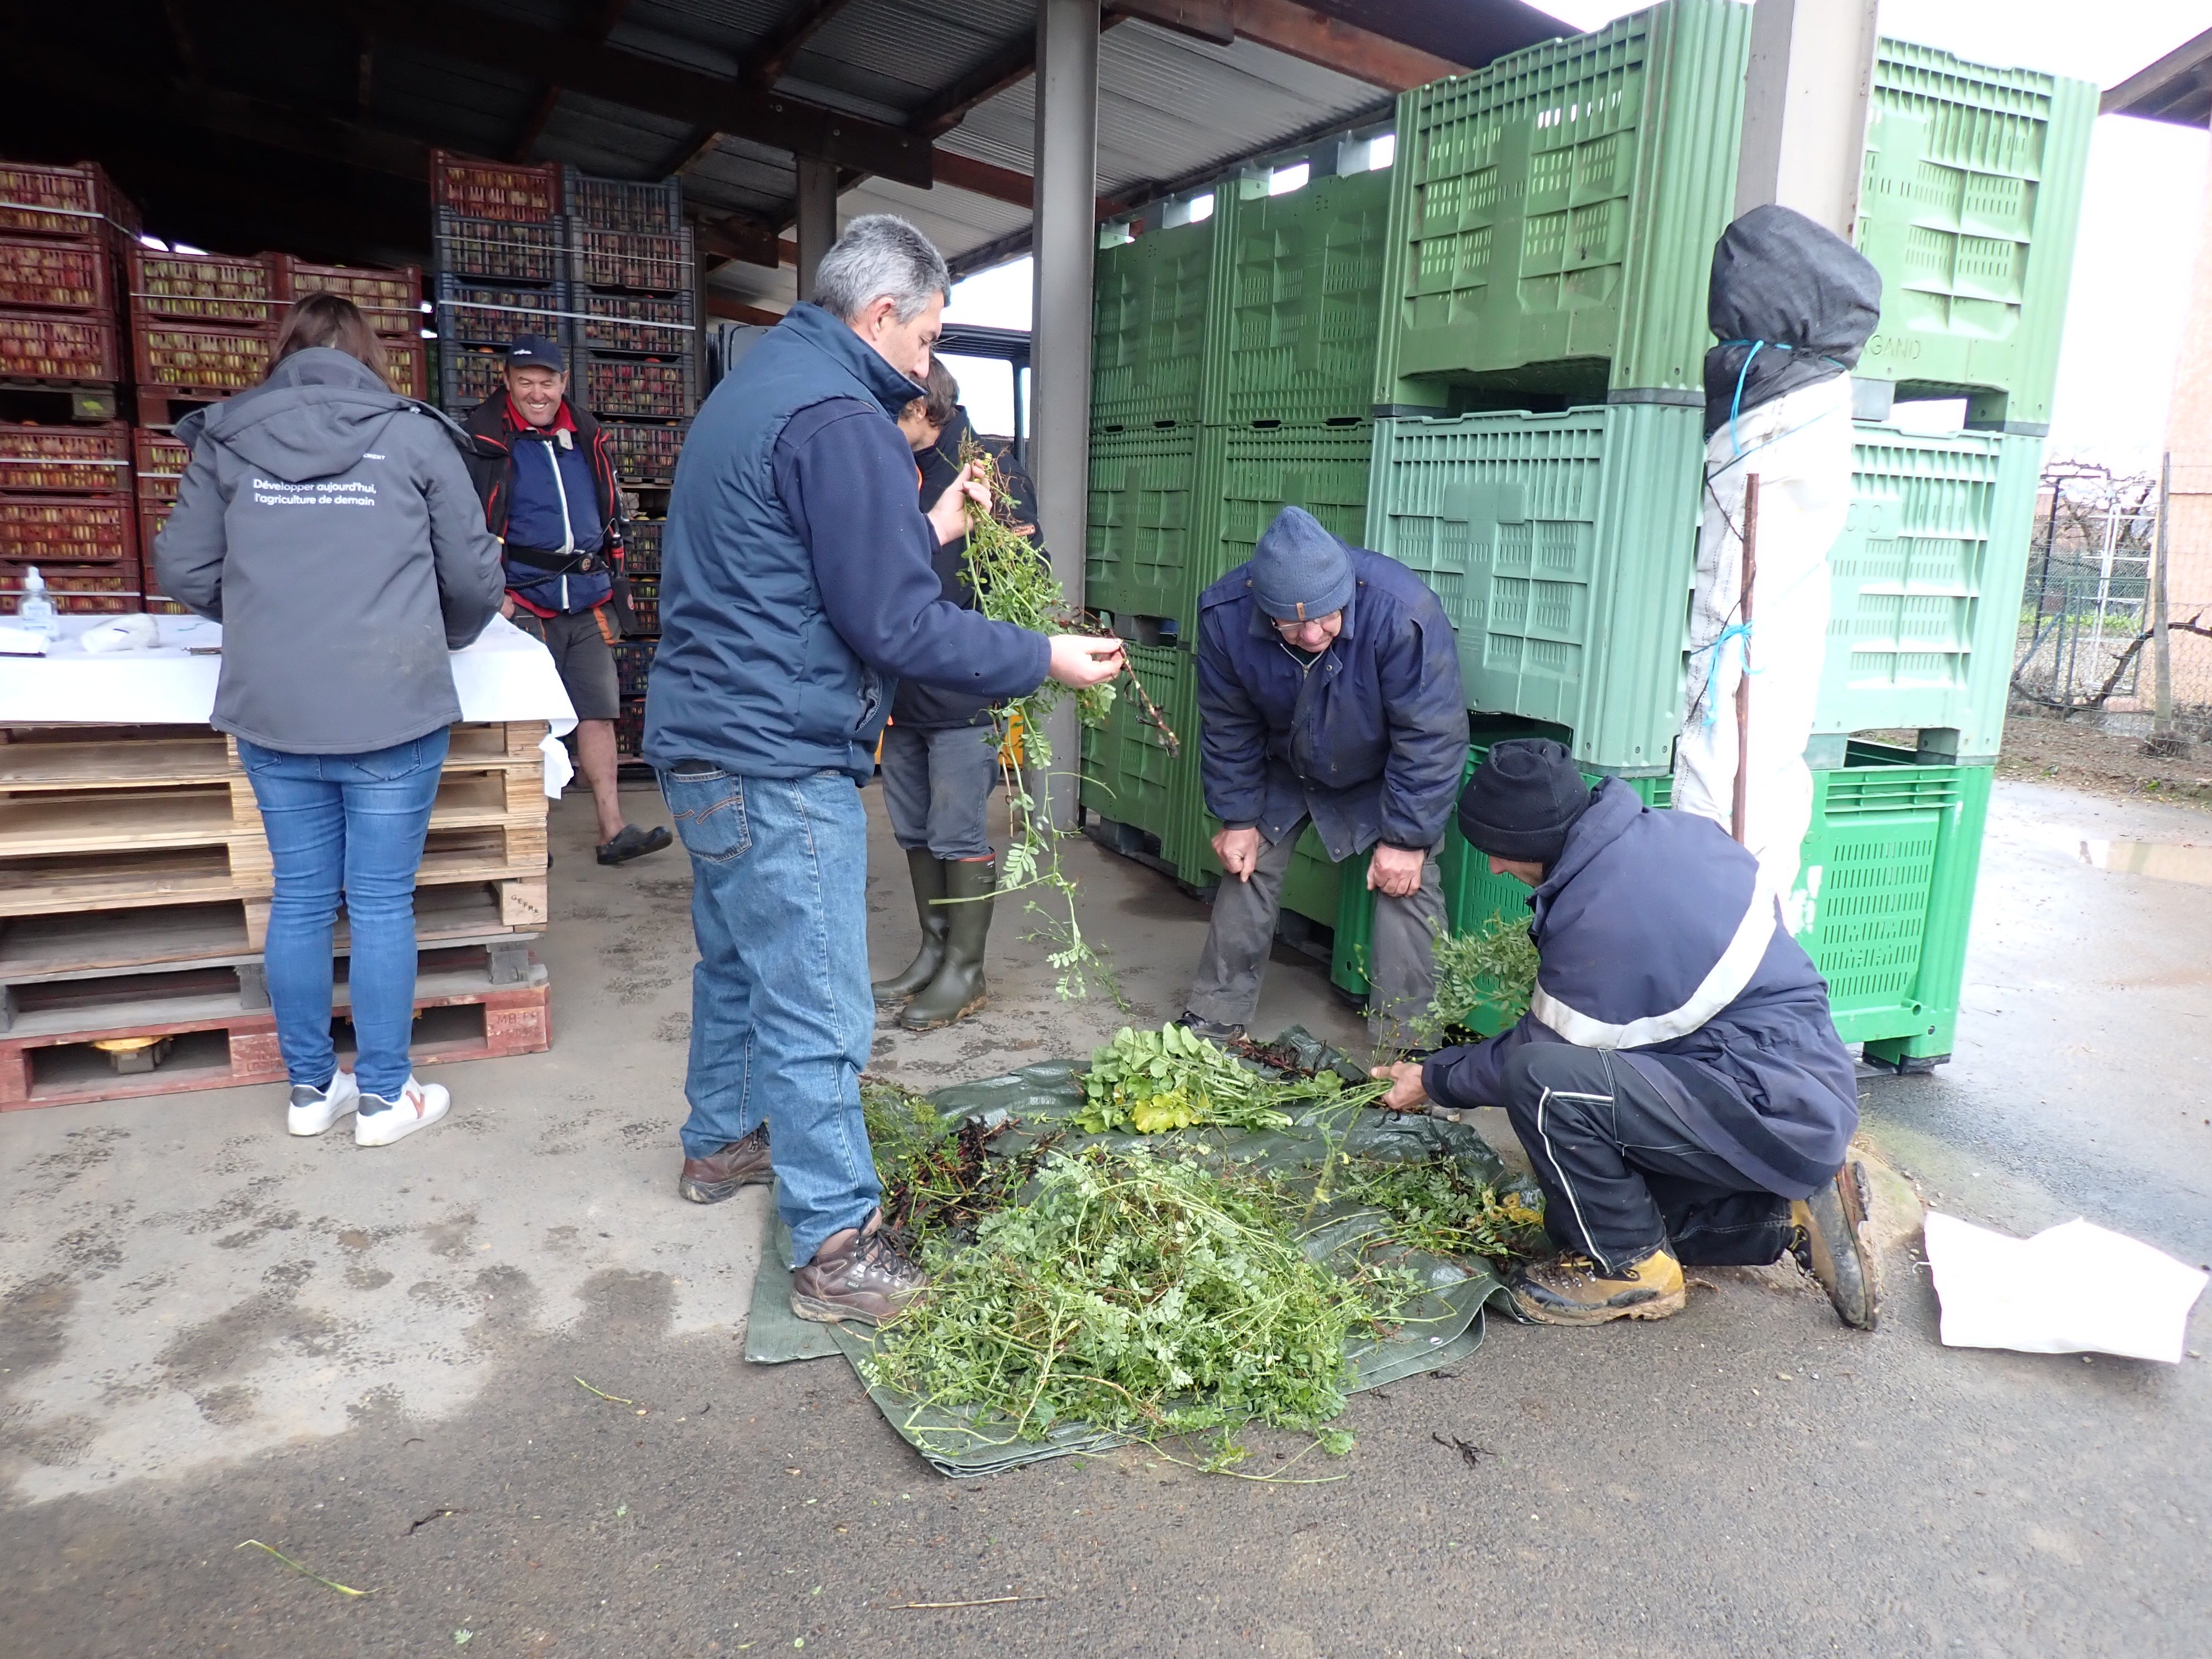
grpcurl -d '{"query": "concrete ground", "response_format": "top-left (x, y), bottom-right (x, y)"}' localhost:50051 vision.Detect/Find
top-left (3, 768), bottom-right (2208, 1657)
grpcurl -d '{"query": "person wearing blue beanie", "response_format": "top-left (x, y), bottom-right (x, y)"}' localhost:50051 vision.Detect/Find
top-left (1180, 507), bottom-right (1468, 1052)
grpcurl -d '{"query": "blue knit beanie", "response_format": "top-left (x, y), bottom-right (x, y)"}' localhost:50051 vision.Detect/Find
top-left (1250, 507), bottom-right (1355, 622)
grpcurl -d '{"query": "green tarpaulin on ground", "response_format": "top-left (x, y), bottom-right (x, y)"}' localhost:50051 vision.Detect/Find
top-left (743, 1030), bottom-right (1537, 1477)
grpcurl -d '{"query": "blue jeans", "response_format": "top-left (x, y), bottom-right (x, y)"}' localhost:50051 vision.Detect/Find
top-left (660, 764), bottom-right (879, 1264)
top-left (238, 730), bottom-right (448, 1099)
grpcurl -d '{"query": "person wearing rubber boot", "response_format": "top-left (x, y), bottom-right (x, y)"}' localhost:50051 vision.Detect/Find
top-left (1370, 739), bottom-right (1881, 1329)
top-left (1180, 506), bottom-right (1467, 1052)
top-left (870, 361), bottom-right (1047, 1031)
top-left (461, 335), bottom-right (671, 869)
top-left (644, 216), bottom-right (1124, 1322)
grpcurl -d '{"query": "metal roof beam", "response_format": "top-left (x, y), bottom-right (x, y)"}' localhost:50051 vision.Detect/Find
top-left (340, 0), bottom-right (934, 185)
top-left (748, 0), bottom-right (858, 86)
top-left (2103, 28), bottom-right (2212, 127)
top-left (509, 0), bottom-right (637, 162)
top-left (1109, 0), bottom-right (1464, 89)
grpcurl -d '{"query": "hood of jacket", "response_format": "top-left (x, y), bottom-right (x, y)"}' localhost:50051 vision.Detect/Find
top-left (182, 348), bottom-right (413, 484)
top-left (1702, 204), bottom-right (1881, 440)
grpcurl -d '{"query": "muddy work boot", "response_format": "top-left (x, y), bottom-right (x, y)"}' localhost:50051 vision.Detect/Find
top-left (1509, 1248), bottom-right (1686, 1326)
top-left (899, 856), bottom-right (994, 1031)
top-left (1790, 1159), bottom-right (1882, 1330)
top-left (790, 1222), bottom-right (926, 1326)
top-left (1176, 1012), bottom-right (1245, 1043)
top-left (873, 849), bottom-right (948, 1004)
top-left (677, 1121), bottom-right (773, 1204)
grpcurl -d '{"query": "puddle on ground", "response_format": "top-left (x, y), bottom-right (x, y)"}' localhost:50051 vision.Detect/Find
top-left (2078, 839), bottom-right (2212, 886)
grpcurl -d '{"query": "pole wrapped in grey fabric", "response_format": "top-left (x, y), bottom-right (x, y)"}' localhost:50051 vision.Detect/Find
top-left (1703, 204), bottom-right (1882, 440)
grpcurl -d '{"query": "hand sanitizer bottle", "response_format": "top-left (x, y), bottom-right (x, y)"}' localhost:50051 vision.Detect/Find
top-left (17, 566), bottom-right (58, 637)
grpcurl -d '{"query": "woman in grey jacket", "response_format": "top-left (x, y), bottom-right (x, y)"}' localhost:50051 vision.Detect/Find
top-left (156, 295), bottom-right (505, 1146)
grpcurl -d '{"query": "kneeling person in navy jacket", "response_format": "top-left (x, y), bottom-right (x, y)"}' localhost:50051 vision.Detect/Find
top-left (1372, 739), bottom-right (1881, 1329)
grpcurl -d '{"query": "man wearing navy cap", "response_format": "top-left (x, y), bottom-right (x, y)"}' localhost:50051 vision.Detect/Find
top-left (462, 333), bottom-right (670, 866)
top-left (1370, 738), bottom-right (1879, 1331)
top-left (1181, 505), bottom-right (1468, 1051)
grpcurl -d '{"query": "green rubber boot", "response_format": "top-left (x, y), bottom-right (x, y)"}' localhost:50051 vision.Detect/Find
top-left (900, 855), bottom-right (995, 1030)
top-left (872, 849), bottom-right (948, 1004)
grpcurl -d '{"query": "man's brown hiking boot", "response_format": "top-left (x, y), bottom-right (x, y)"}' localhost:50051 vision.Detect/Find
top-left (790, 1223), bottom-right (926, 1326)
top-left (677, 1122), bottom-right (772, 1204)
top-left (1509, 1247), bottom-right (1687, 1326)
top-left (1791, 1159), bottom-right (1881, 1330)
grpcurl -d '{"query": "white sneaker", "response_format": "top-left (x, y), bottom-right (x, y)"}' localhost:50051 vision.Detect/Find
top-left (287, 1070), bottom-right (360, 1136)
top-left (353, 1076), bottom-right (451, 1146)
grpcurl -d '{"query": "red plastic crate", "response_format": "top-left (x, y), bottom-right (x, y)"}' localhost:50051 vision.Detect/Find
top-left (0, 422), bottom-right (131, 492)
top-left (0, 235), bottom-right (114, 311)
top-left (133, 427), bottom-right (189, 499)
top-left (126, 246), bottom-right (279, 327)
top-left (276, 257), bottom-right (422, 337)
top-left (134, 323), bottom-right (273, 395)
top-left (0, 556), bottom-right (140, 594)
top-left (138, 494), bottom-right (175, 555)
top-left (0, 309), bottom-right (121, 382)
top-left (0, 494), bottom-right (136, 562)
top-left (431, 150), bottom-right (559, 224)
top-left (380, 336), bottom-right (428, 400)
top-left (0, 160), bottom-right (139, 241)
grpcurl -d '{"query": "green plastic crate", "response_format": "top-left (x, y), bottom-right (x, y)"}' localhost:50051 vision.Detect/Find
top-left (1084, 425), bottom-right (1207, 620)
top-left (1373, 0), bottom-right (1750, 414)
top-left (1193, 421), bottom-right (1376, 606)
top-left (1206, 164), bottom-right (1394, 427)
top-left (1365, 403), bottom-right (1705, 770)
top-left (1078, 643), bottom-right (1190, 845)
top-left (1813, 423), bottom-right (2043, 755)
top-left (1091, 215), bottom-right (1222, 431)
top-left (1795, 747), bottom-right (1989, 1062)
top-left (1854, 43), bottom-right (2096, 431)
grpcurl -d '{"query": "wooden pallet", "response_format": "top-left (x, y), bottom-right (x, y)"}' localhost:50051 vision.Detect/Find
top-left (0, 950), bottom-right (551, 1109)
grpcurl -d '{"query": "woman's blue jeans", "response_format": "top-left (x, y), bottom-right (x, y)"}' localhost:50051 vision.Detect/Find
top-left (237, 730), bottom-right (448, 1099)
top-left (659, 763), bottom-right (879, 1266)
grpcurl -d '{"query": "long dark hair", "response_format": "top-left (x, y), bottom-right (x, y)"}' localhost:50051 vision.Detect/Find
top-left (273, 292), bottom-right (390, 381)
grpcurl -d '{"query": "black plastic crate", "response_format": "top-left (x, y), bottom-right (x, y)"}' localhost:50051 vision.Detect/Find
top-left (613, 638), bottom-right (656, 697)
top-left (605, 420), bottom-right (687, 484)
top-left (623, 517), bottom-right (662, 576)
top-left (627, 577), bottom-right (659, 635)
top-left (434, 209), bottom-right (565, 285)
top-left (614, 697), bottom-right (646, 757)
top-left (433, 274), bottom-right (568, 347)
top-left (567, 223), bottom-right (695, 294)
top-left (437, 342), bottom-right (516, 414)
top-left (561, 167), bottom-right (685, 237)
top-left (574, 286), bottom-right (694, 357)
top-left (583, 350), bottom-right (696, 420)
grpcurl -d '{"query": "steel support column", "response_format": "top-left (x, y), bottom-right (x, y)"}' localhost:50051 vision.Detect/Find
top-left (1734, 0), bottom-right (1879, 236)
top-left (1027, 0), bottom-right (1101, 826)
top-left (794, 155), bottom-right (839, 301)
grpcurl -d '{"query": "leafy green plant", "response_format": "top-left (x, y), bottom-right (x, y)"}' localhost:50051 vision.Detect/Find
top-left (959, 442), bottom-right (1172, 1003)
top-left (861, 1145), bottom-right (1418, 1460)
top-left (1420, 910), bottom-right (1542, 1045)
top-left (1074, 1023), bottom-right (1385, 1135)
top-left (1326, 1159), bottom-right (1549, 1262)
top-left (860, 1077), bottom-right (1059, 1246)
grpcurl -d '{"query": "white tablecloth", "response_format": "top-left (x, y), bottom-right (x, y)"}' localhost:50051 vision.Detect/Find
top-left (0, 615), bottom-right (580, 795)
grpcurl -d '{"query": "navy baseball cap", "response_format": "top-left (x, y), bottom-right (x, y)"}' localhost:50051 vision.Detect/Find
top-left (505, 333), bottom-right (566, 373)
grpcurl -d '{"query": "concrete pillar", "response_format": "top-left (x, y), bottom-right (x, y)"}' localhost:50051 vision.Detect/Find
top-left (1028, 0), bottom-right (1101, 825)
top-left (1734, 0), bottom-right (1880, 237)
top-left (794, 156), bottom-right (839, 302)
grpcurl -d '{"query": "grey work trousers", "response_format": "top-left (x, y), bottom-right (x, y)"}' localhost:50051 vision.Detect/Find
top-left (1186, 816), bottom-right (1442, 1052)
top-left (878, 722), bottom-right (998, 860)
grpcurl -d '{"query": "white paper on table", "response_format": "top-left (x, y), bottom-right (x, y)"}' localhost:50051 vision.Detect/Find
top-left (539, 732), bottom-right (574, 799)
top-left (1924, 1211), bottom-right (2209, 1363)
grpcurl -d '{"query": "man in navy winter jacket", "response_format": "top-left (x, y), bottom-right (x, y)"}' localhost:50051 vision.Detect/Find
top-left (1371, 739), bottom-right (1881, 1330)
top-left (1182, 507), bottom-right (1468, 1050)
top-left (642, 216), bottom-right (1124, 1326)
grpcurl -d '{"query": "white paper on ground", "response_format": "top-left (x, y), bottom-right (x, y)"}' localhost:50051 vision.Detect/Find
top-left (1924, 1211), bottom-right (2209, 1363)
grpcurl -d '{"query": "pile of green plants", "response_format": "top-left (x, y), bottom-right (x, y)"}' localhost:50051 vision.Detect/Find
top-left (1073, 1022), bottom-right (1385, 1135)
top-left (860, 1077), bottom-right (1058, 1246)
top-left (860, 1144), bottom-right (1418, 1462)
top-left (1326, 1158), bottom-right (1549, 1262)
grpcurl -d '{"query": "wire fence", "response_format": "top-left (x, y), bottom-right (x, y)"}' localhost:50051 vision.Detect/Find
top-left (2013, 460), bottom-right (2212, 732)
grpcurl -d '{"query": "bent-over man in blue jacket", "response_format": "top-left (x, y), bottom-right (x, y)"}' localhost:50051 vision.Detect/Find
top-left (1371, 739), bottom-right (1880, 1330)
top-left (1182, 507), bottom-right (1468, 1051)
top-left (643, 216), bottom-right (1123, 1326)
